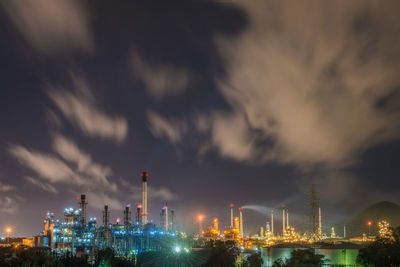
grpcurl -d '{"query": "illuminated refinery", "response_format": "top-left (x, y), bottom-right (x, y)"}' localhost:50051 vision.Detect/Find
top-left (29, 172), bottom-right (187, 259)
top-left (195, 185), bottom-right (389, 251)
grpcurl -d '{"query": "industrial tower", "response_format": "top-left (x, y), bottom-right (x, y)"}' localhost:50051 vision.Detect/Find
top-left (310, 184), bottom-right (319, 239)
top-left (141, 172), bottom-right (148, 225)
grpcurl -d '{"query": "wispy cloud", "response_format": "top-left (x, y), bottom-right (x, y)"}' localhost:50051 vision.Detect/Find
top-left (9, 134), bottom-right (178, 211)
top-left (200, 0), bottom-right (400, 169)
top-left (25, 176), bottom-right (58, 194)
top-left (0, 181), bottom-right (15, 192)
top-left (131, 51), bottom-right (191, 98)
top-left (0, 0), bottom-right (92, 53)
top-left (8, 144), bottom-right (76, 184)
top-left (47, 76), bottom-right (128, 143)
top-left (147, 110), bottom-right (187, 144)
top-left (0, 196), bottom-right (19, 214)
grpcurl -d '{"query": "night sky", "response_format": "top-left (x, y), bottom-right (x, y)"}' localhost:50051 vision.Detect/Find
top-left (1, 1), bottom-right (400, 237)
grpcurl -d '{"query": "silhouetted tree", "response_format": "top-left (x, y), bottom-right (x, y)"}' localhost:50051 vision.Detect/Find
top-left (272, 249), bottom-right (325, 267)
top-left (242, 253), bottom-right (263, 267)
top-left (202, 240), bottom-right (240, 267)
top-left (357, 226), bottom-right (400, 267)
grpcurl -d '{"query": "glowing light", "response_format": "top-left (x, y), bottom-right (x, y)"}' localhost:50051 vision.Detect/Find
top-left (6, 228), bottom-right (11, 234)
top-left (367, 221), bottom-right (372, 226)
top-left (198, 215), bottom-right (203, 221)
top-left (174, 246), bottom-right (181, 253)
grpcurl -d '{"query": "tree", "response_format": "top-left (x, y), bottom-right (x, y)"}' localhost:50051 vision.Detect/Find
top-left (272, 249), bottom-right (325, 267)
top-left (202, 240), bottom-right (240, 267)
top-left (357, 226), bottom-right (400, 267)
top-left (242, 253), bottom-right (263, 267)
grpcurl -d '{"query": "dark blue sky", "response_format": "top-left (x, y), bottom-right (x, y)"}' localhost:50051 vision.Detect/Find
top-left (0, 1), bottom-right (399, 237)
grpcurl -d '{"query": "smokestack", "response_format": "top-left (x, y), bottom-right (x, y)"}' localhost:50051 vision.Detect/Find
top-left (239, 207), bottom-right (244, 238)
top-left (213, 218), bottom-right (219, 231)
top-left (136, 204), bottom-right (142, 225)
top-left (271, 209), bottom-right (274, 236)
top-left (79, 194), bottom-right (87, 226)
top-left (318, 207), bottom-right (322, 239)
top-left (170, 210), bottom-right (175, 232)
top-left (344, 224), bottom-right (346, 238)
top-left (124, 204), bottom-right (131, 225)
top-left (286, 208), bottom-right (289, 228)
top-left (234, 217), bottom-right (239, 230)
top-left (282, 206), bottom-right (286, 235)
top-left (103, 205), bottom-right (110, 247)
top-left (141, 172), bottom-right (148, 225)
top-left (160, 203), bottom-right (168, 231)
top-left (103, 205), bottom-right (109, 227)
top-left (230, 203), bottom-right (234, 227)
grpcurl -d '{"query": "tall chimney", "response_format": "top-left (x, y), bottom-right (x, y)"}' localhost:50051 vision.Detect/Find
top-left (230, 203), bottom-right (234, 228)
top-left (271, 209), bottom-right (274, 236)
top-left (286, 208), bottom-right (289, 228)
top-left (136, 204), bottom-right (142, 225)
top-left (79, 194), bottom-right (87, 226)
top-left (282, 206), bottom-right (286, 235)
top-left (141, 172), bottom-right (148, 225)
top-left (170, 210), bottom-right (175, 232)
top-left (239, 207), bottom-right (244, 239)
top-left (318, 207), bottom-right (322, 239)
top-left (124, 204), bottom-right (131, 225)
top-left (103, 205), bottom-right (110, 247)
top-left (165, 203), bottom-right (168, 231)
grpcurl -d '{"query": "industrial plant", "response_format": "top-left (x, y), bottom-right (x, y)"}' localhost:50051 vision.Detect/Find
top-left (196, 184), bottom-right (387, 250)
top-left (31, 172), bottom-right (186, 259)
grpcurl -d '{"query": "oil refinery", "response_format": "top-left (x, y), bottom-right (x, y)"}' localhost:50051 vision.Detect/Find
top-left (31, 172), bottom-right (187, 259)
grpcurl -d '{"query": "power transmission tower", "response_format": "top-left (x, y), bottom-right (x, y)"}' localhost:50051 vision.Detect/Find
top-left (310, 184), bottom-right (319, 240)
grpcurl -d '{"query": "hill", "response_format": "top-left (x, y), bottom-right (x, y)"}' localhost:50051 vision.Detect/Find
top-left (343, 201), bottom-right (400, 237)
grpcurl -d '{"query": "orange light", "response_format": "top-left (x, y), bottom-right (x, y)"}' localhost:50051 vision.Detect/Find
top-left (198, 215), bottom-right (203, 221)
top-left (367, 221), bottom-right (372, 226)
top-left (6, 228), bottom-right (11, 233)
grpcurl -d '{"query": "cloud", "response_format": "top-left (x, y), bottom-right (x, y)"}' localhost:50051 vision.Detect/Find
top-left (0, 196), bottom-right (19, 214)
top-left (201, 0), bottom-right (400, 169)
top-left (52, 134), bottom-right (115, 189)
top-left (121, 179), bottom-right (178, 202)
top-left (131, 51), bottom-right (191, 98)
top-left (47, 76), bottom-right (128, 143)
top-left (0, 181), bottom-right (15, 192)
top-left (196, 112), bottom-right (256, 161)
top-left (147, 110), bottom-right (187, 144)
top-left (0, 0), bottom-right (92, 52)
top-left (25, 176), bottom-right (58, 194)
top-left (9, 135), bottom-right (178, 211)
top-left (8, 144), bottom-right (76, 184)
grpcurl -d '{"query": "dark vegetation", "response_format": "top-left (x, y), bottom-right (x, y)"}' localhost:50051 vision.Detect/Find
top-left (0, 240), bottom-right (244, 267)
top-left (271, 249), bottom-right (325, 267)
top-left (357, 226), bottom-right (400, 267)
